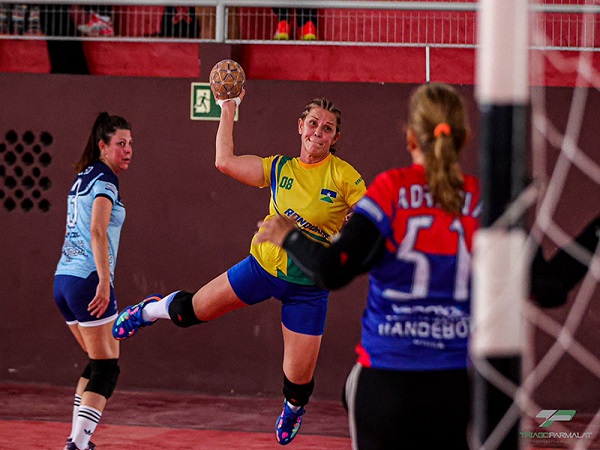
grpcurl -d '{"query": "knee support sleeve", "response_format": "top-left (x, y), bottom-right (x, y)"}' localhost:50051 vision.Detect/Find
top-left (283, 375), bottom-right (314, 407)
top-left (85, 358), bottom-right (120, 399)
top-left (80, 362), bottom-right (92, 380)
top-left (168, 290), bottom-right (203, 328)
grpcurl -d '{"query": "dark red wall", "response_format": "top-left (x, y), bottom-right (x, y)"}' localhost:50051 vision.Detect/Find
top-left (0, 72), bottom-right (477, 401)
top-left (0, 73), bottom-right (598, 409)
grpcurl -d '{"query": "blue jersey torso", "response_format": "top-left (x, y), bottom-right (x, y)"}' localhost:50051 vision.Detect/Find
top-left (353, 165), bottom-right (480, 371)
top-left (55, 161), bottom-right (125, 282)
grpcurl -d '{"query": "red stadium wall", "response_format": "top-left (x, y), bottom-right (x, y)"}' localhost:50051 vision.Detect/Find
top-left (2, 38), bottom-right (597, 87)
top-left (1, 73), bottom-right (459, 402)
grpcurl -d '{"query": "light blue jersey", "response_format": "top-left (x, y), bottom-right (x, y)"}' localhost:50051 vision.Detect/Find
top-left (55, 161), bottom-right (125, 283)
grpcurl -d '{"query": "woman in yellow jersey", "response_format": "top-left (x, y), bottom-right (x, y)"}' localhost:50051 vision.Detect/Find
top-left (113, 90), bottom-right (366, 445)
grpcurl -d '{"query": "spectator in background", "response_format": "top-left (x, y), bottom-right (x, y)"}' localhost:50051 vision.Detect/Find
top-left (78, 5), bottom-right (114, 37)
top-left (2, 4), bottom-right (93, 73)
top-left (195, 5), bottom-right (240, 40)
top-left (161, 6), bottom-right (198, 38)
top-left (0, 4), bottom-right (7, 34)
top-left (273, 8), bottom-right (317, 40)
top-left (0, 3), bottom-right (42, 35)
top-left (39, 5), bottom-right (90, 74)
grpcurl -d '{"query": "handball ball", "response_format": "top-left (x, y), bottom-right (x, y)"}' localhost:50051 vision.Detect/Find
top-left (209, 59), bottom-right (246, 99)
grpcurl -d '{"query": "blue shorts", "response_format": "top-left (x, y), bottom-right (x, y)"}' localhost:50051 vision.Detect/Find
top-left (54, 272), bottom-right (118, 327)
top-left (227, 255), bottom-right (329, 336)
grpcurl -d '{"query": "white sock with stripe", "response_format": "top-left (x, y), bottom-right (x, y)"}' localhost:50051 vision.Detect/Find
top-left (142, 291), bottom-right (179, 321)
top-left (72, 405), bottom-right (102, 449)
top-left (69, 394), bottom-right (82, 438)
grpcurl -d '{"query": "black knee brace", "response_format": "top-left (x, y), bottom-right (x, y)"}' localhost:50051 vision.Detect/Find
top-left (80, 362), bottom-right (92, 380)
top-left (283, 375), bottom-right (314, 407)
top-left (168, 290), bottom-right (203, 328)
top-left (85, 359), bottom-right (120, 399)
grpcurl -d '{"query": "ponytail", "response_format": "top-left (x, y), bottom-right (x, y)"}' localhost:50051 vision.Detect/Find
top-left (407, 84), bottom-right (468, 215)
top-left (425, 130), bottom-right (465, 215)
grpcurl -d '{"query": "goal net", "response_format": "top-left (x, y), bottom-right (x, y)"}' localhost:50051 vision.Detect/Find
top-left (472, 1), bottom-right (600, 449)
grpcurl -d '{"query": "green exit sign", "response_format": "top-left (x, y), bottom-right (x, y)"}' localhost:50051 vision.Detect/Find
top-left (190, 82), bottom-right (238, 121)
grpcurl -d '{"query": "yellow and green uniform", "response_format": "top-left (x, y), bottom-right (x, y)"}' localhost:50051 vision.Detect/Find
top-left (252, 153), bottom-right (366, 285)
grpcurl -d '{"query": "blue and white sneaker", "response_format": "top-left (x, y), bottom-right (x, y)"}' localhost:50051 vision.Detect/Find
top-left (65, 438), bottom-right (95, 450)
top-left (112, 294), bottom-right (163, 340)
top-left (275, 400), bottom-right (305, 445)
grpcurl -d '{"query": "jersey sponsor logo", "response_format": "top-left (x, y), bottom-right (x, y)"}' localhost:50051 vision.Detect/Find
top-left (390, 303), bottom-right (466, 318)
top-left (320, 188), bottom-right (337, 203)
top-left (398, 184), bottom-right (477, 217)
top-left (378, 318), bottom-right (470, 342)
top-left (283, 208), bottom-right (330, 239)
top-left (62, 240), bottom-right (86, 258)
top-left (105, 182), bottom-right (117, 195)
top-left (398, 184), bottom-right (434, 209)
top-left (355, 176), bottom-right (363, 186)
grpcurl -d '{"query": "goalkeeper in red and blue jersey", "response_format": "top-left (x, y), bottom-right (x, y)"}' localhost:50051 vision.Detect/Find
top-left (258, 83), bottom-right (480, 450)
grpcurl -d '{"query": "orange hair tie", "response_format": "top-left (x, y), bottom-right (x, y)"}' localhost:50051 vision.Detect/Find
top-left (434, 123), bottom-right (452, 138)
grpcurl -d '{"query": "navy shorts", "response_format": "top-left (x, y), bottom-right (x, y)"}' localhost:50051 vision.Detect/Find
top-left (227, 255), bottom-right (329, 336)
top-left (54, 272), bottom-right (118, 327)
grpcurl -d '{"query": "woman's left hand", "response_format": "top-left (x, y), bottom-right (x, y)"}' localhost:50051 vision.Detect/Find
top-left (255, 214), bottom-right (296, 247)
top-left (88, 279), bottom-right (111, 318)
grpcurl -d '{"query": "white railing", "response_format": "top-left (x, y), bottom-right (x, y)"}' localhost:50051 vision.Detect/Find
top-left (0, 1), bottom-right (599, 51)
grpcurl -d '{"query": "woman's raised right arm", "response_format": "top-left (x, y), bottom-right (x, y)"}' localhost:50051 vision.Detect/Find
top-left (215, 96), bottom-right (265, 187)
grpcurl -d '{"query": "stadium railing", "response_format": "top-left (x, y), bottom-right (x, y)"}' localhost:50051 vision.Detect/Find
top-left (0, 1), bottom-right (598, 51)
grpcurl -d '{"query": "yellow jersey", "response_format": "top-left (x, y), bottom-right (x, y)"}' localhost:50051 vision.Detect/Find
top-left (251, 153), bottom-right (366, 285)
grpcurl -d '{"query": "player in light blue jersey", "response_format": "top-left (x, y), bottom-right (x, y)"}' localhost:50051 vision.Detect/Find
top-left (54, 112), bottom-right (132, 450)
top-left (258, 84), bottom-right (478, 449)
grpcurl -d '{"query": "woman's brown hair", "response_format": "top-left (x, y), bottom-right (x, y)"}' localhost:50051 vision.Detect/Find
top-left (408, 83), bottom-right (468, 215)
top-left (74, 112), bottom-right (131, 173)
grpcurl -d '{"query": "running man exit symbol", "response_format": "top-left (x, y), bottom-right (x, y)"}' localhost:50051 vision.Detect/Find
top-left (196, 89), bottom-right (211, 114)
top-left (190, 82), bottom-right (239, 122)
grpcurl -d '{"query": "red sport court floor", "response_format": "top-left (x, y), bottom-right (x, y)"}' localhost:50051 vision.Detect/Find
top-left (1, 383), bottom-right (597, 449)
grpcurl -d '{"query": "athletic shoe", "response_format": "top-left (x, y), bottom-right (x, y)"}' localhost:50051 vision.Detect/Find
top-left (78, 12), bottom-right (114, 37)
top-left (299, 21), bottom-right (317, 41)
top-left (65, 438), bottom-right (95, 450)
top-left (275, 401), bottom-right (305, 445)
top-left (274, 20), bottom-right (290, 40)
top-left (112, 294), bottom-right (163, 340)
